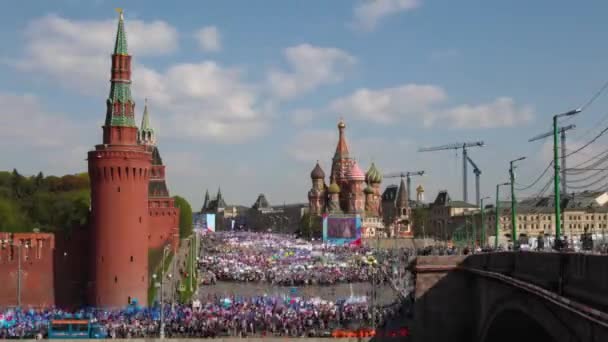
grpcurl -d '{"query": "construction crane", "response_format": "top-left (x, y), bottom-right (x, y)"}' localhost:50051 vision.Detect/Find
top-left (528, 124), bottom-right (575, 195)
top-left (466, 155), bottom-right (482, 206)
top-left (384, 171), bottom-right (425, 201)
top-left (418, 141), bottom-right (485, 204)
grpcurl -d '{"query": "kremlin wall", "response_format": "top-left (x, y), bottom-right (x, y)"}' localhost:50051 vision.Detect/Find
top-left (0, 12), bottom-right (179, 309)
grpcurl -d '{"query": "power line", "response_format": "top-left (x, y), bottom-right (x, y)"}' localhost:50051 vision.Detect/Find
top-left (563, 124), bottom-right (608, 158)
top-left (580, 78), bottom-right (608, 112)
top-left (515, 162), bottom-right (553, 191)
top-left (567, 174), bottom-right (608, 190)
top-left (566, 147), bottom-right (608, 172)
top-left (566, 167), bottom-right (608, 184)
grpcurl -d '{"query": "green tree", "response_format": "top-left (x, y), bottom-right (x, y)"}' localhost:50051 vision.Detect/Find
top-left (0, 197), bottom-right (28, 232)
top-left (298, 213), bottom-right (322, 240)
top-left (412, 207), bottom-right (430, 238)
top-left (173, 195), bottom-right (193, 239)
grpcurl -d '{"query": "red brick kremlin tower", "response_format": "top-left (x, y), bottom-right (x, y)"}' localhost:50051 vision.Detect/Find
top-left (139, 100), bottom-right (180, 252)
top-left (87, 11), bottom-right (151, 307)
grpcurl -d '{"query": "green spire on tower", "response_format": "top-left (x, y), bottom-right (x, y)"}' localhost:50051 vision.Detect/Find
top-left (113, 9), bottom-right (128, 55)
top-left (138, 98), bottom-right (156, 145)
top-left (105, 9), bottom-right (136, 128)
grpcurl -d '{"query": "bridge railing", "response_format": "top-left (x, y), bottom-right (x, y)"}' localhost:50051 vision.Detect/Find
top-left (462, 252), bottom-right (608, 313)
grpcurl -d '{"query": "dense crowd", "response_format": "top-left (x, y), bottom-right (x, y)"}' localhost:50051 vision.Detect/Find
top-left (0, 294), bottom-right (408, 339)
top-left (197, 233), bottom-right (389, 286)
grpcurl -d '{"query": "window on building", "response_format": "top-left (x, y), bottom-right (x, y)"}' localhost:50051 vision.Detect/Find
top-left (114, 276), bottom-right (118, 283)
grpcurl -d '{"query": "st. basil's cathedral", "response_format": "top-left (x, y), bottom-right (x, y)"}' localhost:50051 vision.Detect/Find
top-left (308, 120), bottom-right (412, 237)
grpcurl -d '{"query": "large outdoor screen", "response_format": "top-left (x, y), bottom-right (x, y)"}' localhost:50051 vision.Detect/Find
top-left (205, 214), bottom-right (216, 232)
top-left (327, 217), bottom-right (357, 238)
top-left (323, 215), bottom-right (361, 245)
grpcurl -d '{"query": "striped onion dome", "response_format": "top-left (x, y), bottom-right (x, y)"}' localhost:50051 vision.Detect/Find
top-left (365, 162), bottom-right (382, 184)
top-left (346, 161), bottom-right (366, 181)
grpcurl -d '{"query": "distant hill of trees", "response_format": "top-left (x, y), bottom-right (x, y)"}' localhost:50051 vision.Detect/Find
top-left (0, 169), bottom-right (90, 233)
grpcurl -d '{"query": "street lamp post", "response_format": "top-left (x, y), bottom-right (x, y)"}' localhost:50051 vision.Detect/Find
top-left (495, 182), bottom-right (510, 249)
top-left (509, 156), bottom-right (526, 249)
top-left (480, 196), bottom-right (490, 248)
top-left (2, 239), bottom-right (28, 307)
top-left (160, 245), bottom-right (170, 339)
top-left (553, 109), bottom-right (581, 244)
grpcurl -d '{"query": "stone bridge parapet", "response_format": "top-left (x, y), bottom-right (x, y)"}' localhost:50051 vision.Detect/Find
top-left (412, 252), bottom-right (608, 342)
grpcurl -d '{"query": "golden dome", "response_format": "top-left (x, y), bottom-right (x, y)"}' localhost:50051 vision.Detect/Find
top-left (337, 119), bottom-right (346, 129)
top-left (416, 185), bottom-right (425, 193)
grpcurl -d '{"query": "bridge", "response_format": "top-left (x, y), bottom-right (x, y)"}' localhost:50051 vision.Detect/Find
top-left (411, 252), bottom-right (608, 342)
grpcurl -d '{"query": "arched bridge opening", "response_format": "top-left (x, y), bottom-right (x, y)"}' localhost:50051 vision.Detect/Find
top-left (482, 309), bottom-right (556, 342)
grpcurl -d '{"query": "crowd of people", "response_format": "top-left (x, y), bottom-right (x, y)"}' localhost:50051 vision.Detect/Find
top-left (197, 233), bottom-right (390, 286)
top-left (0, 232), bottom-right (414, 339)
top-left (0, 294), bottom-right (409, 339)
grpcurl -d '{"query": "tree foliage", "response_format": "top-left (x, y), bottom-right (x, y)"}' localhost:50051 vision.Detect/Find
top-left (298, 213), bottom-right (323, 240)
top-left (412, 207), bottom-right (430, 237)
top-left (0, 169), bottom-right (90, 233)
top-left (173, 195), bottom-right (193, 239)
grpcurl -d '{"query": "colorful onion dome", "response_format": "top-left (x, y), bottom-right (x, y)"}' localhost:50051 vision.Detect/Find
top-left (310, 161), bottom-right (325, 179)
top-left (346, 161), bottom-right (366, 181)
top-left (364, 185), bottom-right (374, 194)
top-left (328, 182), bottom-right (341, 193)
top-left (365, 162), bottom-right (382, 184)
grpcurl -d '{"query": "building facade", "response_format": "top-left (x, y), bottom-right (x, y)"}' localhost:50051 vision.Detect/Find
top-left (426, 191), bottom-right (479, 241)
top-left (381, 178), bottom-right (413, 237)
top-left (485, 191), bottom-right (608, 244)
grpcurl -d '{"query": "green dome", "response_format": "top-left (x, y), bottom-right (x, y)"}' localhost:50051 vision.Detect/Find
top-left (366, 162), bottom-right (382, 184)
top-left (364, 185), bottom-right (374, 194)
top-left (328, 182), bottom-right (341, 193)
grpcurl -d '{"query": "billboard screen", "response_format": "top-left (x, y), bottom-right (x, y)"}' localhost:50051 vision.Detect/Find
top-left (323, 214), bottom-right (361, 245)
top-left (205, 214), bottom-right (216, 232)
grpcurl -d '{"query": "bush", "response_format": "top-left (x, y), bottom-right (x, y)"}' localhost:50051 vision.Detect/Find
top-left (173, 195), bottom-right (192, 239)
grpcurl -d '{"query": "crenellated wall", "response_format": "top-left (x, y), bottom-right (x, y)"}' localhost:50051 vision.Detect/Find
top-left (0, 233), bottom-right (55, 308)
top-left (148, 198), bottom-right (180, 252)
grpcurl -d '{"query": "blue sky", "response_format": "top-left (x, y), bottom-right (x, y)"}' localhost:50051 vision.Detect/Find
top-left (1, 0), bottom-right (608, 208)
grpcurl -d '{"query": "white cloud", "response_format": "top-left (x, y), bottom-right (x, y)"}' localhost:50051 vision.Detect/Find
top-left (352, 0), bottom-right (421, 31)
top-left (291, 109), bottom-right (317, 125)
top-left (0, 92), bottom-right (93, 174)
top-left (438, 97), bottom-right (534, 129)
top-left (329, 84), bottom-right (446, 124)
top-left (268, 44), bottom-right (356, 99)
top-left (195, 26), bottom-right (221, 52)
top-left (12, 15), bottom-right (268, 143)
top-left (0, 93), bottom-right (85, 148)
top-left (13, 14), bottom-right (178, 94)
top-left (285, 130), bottom-right (336, 163)
top-left (140, 62), bottom-right (269, 143)
top-left (295, 84), bottom-right (534, 129)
